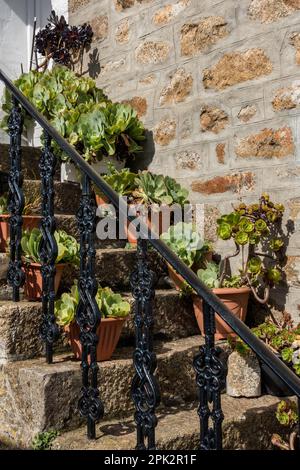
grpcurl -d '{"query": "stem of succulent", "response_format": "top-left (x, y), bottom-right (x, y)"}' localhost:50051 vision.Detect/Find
top-left (253, 251), bottom-right (275, 260)
top-left (246, 273), bottom-right (270, 304)
top-left (219, 243), bottom-right (240, 287)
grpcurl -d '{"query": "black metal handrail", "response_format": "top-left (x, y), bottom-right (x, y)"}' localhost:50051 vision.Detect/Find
top-left (1, 67), bottom-right (299, 450)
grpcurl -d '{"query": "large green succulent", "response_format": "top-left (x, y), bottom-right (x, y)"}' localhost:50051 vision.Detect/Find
top-left (197, 262), bottom-right (220, 289)
top-left (160, 222), bottom-right (209, 268)
top-left (1, 66), bottom-right (145, 164)
top-left (55, 283), bottom-right (130, 326)
top-left (21, 228), bottom-right (79, 265)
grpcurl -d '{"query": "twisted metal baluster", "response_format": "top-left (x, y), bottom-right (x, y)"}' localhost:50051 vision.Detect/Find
top-left (76, 174), bottom-right (103, 439)
top-left (7, 98), bottom-right (25, 302)
top-left (193, 301), bottom-right (227, 450)
top-left (130, 238), bottom-right (160, 450)
top-left (39, 132), bottom-right (59, 364)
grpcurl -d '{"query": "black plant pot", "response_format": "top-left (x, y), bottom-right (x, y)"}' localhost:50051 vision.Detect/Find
top-left (260, 356), bottom-right (294, 397)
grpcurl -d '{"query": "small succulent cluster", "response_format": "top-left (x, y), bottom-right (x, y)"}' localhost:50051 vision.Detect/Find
top-left (35, 11), bottom-right (93, 71)
top-left (55, 282), bottom-right (130, 326)
top-left (161, 222), bottom-right (210, 269)
top-left (272, 400), bottom-right (299, 450)
top-left (0, 194), bottom-right (8, 215)
top-left (21, 228), bottom-right (79, 266)
top-left (229, 319), bottom-right (300, 376)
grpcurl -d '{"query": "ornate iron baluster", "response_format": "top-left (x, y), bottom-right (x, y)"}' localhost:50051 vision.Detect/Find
top-left (130, 238), bottom-right (160, 450)
top-left (7, 97), bottom-right (25, 302)
top-left (39, 132), bottom-right (59, 364)
top-left (76, 174), bottom-right (103, 439)
top-left (193, 300), bottom-right (227, 450)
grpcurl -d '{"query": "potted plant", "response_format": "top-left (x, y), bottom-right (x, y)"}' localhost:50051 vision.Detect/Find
top-left (228, 315), bottom-right (300, 396)
top-left (55, 283), bottom-right (130, 361)
top-left (21, 228), bottom-right (79, 300)
top-left (125, 172), bottom-right (190, 244)
top-left (272, 400), bottom-right (299, 450)
top-left (0, 191), bottom-right (42, 253)
top-left (160, 222), bottom-right (212, 290)
top-left (191, 194), bottom-right (285, 340)
top-left (94, 163), bottom-right (136, 206)
top-left (0, 66), bottom-right (145, 178)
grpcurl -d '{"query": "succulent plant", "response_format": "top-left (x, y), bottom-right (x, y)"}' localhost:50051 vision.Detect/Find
top-left (55, 283), bottom-right (130, 326)
top-left (197, 262), bottom-right (220, 289)
top-left (133, 172), bottom-right (189, 207)
top-left (160, 222), bottom-right (209, 268)
top-left (21, 228), bottom-right (79, 265)
top-left (272, 400), bottom-right (299, 450)
top-left (216, 194), bottom-right (285, 303)
top-left (1, 66), bottom-right (145, 165)
top-left (34, 10), bottom-right (93, 72)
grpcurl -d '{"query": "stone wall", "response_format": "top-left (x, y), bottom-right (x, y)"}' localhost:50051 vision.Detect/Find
top-left (69, 0), bottom-right (300, 320)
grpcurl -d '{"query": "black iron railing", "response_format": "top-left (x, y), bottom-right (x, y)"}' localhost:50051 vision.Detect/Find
top-left (1, 68), bottom-right (300, 450)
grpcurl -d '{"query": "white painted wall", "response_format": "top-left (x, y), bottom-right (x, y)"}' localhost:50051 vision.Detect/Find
top-left (0, 0), bottom-right (69, 143)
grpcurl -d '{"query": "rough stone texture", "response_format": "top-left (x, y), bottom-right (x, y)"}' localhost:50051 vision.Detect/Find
top-left (89, 15), bottom-right (108, 42)
top-left (0, 291), bottom-right (199, 363)
top-left (153, 0), bottom-right (190, 25)
top-left (235, 127), bottom-right (294, 159)
top-left (285, 256), bottom-right (300, 286)
top-left (121, 96), bottom-right (147, 117)
top-left (154, 118), bottom-right (176, 146)
top-left (0, 337), bottom-right (202, 446)
top-left (216, 143), bottom-right (226, 164)
top-left (226, 352), bottom-right (261, 397)
top-left (69, 0), bottom-right (91, 14)
top-left (203, 49), bottom-right (273, 90)
top-left (200, 105), bottom-right (229, 134)
top-left (180, 17), bottom-right (229, 56)
top-left (135, 41), bottom-right (170, 65)
top-left (52, 395), bottom-right (286, 450)
top-left (159, 68), bottom-right (193, 105)
top-left (175, 150), bottom-right (202, 170)
top-left (237, 105), bottom-right (257, 122)
top-left (248, 0), bottom-right (300, 24)
top-left (115, 19), bottom-right (130, 44)
top-left (114, 0), bottom-right (135, 11)
top-left (272, 82), bottom-right (300, 110)
top-left (191, 173), bottom-right (254, 195)
top-left (290, 32), bottom-right (300, 65)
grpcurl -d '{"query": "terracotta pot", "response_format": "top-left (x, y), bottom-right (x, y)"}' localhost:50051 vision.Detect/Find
top-left (0, 215), bottom-right (41, 253)
top-left (193, 287), bottom-right (250, 340)
top-left (125, 207), bottom-right (167, 245)
top-left (167, 251), bottom-right (213, 291)
top-left (23, 262), bottom-right (65, 301)
top-left (66, 317), bottom-right (127, 361)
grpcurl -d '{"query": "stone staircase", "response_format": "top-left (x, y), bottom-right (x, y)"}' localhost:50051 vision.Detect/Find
top-left (0, 145), bottom-right (285, 450)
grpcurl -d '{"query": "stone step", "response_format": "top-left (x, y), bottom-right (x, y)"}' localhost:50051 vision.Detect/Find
top-left (51, 395), bottom-right (285, 450)
top-left (0, 336), bottom-right (204, 447)
top-left (0, 145), bottom-right (50, 180)
top-left (0, 292), bottom-right (198, 362)
top-left (23, 180), bottom-right (81, 215)
top-left (0, 247), bottom-right (170, 293)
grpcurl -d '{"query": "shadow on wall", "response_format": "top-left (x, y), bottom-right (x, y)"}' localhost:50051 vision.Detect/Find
top-left (129, 130), bottom-right (155, 172)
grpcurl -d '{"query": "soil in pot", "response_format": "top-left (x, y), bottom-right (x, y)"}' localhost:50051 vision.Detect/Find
top-left (0, 215), bottom-right (41, 252)
top-left (260, 356), bottom-right (294, 397)
top-left (193, 287), bottom-right (251, 340)
top-left (66, 317), bottom-right (127, 361)
top-left (23, 262), bottom-right (65, 301)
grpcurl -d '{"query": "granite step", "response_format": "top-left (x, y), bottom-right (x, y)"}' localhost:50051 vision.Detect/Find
top-left (0, 336), bottom-right (204, 447)
top-left (51, 395), bottom-right (285, 450)
top-left (0, 293), bottom-right (198, 362)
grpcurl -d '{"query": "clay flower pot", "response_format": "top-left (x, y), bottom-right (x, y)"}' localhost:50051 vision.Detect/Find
top-left (95, 193), bottom-right (110, 207)
top-left (193, 287), bottom-right (251, 340)
top-left (167, 252), bottom-right (213, 291)
top-left (0, 214), bottom-right (41, 253)
top-left (66, 317), bottom-right (127, 361)
top-left (23, 262), bottom-right (65, 301)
